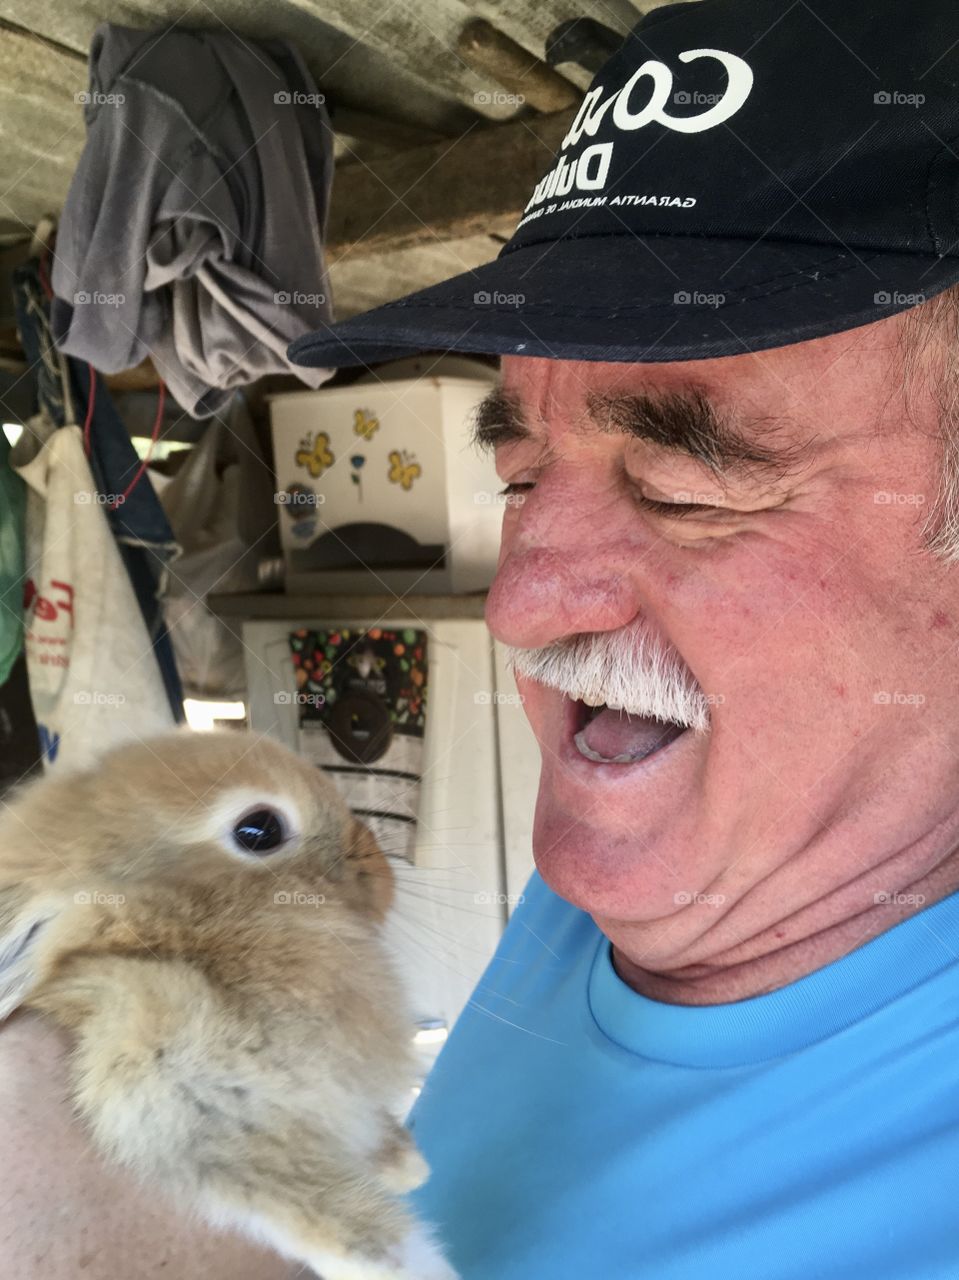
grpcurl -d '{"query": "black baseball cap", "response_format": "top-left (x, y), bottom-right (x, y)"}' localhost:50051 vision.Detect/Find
top-left (289, 0), bottom-right (959, 370)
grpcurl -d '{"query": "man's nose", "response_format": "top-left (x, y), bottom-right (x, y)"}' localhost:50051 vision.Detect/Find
top-left (485, 478), bottom-right (646, 649)
top-left (486, 547), bottom-right (642, 649)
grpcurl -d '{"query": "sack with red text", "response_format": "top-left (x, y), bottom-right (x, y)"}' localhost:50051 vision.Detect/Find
top-left (11, 414), bottom-right (174, 768)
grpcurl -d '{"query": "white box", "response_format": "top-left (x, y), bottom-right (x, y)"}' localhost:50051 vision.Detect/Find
top-left (270, 375), bottom-right (505, 595)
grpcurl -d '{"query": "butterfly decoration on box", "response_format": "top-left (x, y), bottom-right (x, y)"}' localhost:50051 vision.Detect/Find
top-left (353, 408), bottom-right (380, 441)
top-left (295, 431), bottom-right (335, 479)
top-left (388, 449), bottom-right (421, 492)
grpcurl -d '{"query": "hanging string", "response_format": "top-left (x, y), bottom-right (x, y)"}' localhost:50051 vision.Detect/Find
top-left (37, 247), bottom-right (53, 300)
top-left (82, 364), bottom-right (96, 456)
top-left (107, 378), bottom-right (166, 512)
top-left (36, 238), bottom-right (166, 507)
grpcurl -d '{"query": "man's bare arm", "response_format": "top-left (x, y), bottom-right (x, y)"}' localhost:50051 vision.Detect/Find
top-left (0, 1012), bottom-right (301, 1279)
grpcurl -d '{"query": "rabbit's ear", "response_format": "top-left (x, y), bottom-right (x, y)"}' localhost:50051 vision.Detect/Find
top-left (0, 889), bottom-right (58, 1022)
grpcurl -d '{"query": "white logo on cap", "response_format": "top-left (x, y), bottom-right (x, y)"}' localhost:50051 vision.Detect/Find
top-left (563, 48), bottom-right (754, 148)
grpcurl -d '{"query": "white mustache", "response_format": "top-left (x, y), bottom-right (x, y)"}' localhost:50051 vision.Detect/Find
top-left (506, 625), bottom-right (709, 732)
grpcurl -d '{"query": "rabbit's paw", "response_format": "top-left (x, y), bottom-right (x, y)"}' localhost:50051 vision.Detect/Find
top-left (389, 1222), bottom-right (460, 1280)
top-left (379, 1143), bottom-right (430, 1194)
top-left (301, 1227), bottom-right (458, 1280)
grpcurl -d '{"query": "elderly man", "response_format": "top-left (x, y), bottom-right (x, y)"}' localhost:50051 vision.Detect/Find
top-left (5, 0), bottom-right (959, 1276)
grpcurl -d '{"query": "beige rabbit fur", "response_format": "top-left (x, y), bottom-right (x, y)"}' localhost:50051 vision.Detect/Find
top-left (0, 728), bottom-right (457, 1280)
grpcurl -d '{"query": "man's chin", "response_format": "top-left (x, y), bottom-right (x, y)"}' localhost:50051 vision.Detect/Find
top-left (531, 804), bottom-right (679, 922)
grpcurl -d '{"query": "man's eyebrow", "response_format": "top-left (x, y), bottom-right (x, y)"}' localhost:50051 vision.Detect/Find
top-left (471, 384), bottom-right (807, 479)
top-left (471, 388), bottom-right (531, 452)
top-left (586, 388), bottom-right (805, 478)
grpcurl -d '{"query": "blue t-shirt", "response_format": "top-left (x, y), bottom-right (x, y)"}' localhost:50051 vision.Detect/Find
top-left (410, 871), bottom-right (959, 1279)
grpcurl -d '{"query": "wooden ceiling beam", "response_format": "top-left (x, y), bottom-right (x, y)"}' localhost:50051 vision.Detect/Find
top-left (325, 106), bottom-right (576, 256)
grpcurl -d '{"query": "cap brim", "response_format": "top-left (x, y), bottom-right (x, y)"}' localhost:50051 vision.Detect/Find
top-left (289, 234), bottom-right (959, 369)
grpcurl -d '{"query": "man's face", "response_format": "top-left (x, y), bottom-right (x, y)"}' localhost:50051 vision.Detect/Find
top-left (483, 316), bottom-right (959, 964)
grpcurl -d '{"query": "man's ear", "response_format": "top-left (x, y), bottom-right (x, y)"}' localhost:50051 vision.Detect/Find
top-left (0, 889), bottom-right (58, 1023)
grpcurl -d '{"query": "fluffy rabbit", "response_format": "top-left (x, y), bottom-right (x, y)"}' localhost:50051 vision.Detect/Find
top-left (0, 728), bottom-right (458, 1280)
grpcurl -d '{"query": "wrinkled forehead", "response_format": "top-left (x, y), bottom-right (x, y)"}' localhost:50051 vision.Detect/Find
top-left (499, 314), bottom-right (909, 398)
top-left (498, 350), bottom-right (779, 404)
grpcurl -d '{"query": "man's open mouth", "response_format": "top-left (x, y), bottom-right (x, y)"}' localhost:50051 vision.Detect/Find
top-left (571, 699), bottom-right (690, 765)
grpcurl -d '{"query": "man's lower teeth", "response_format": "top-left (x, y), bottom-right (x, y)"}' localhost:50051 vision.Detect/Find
top-left (573, 730), bottom-right (654, 764)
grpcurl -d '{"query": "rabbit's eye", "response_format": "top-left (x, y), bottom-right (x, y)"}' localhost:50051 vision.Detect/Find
top-left (231, 808), bottom-right (288, 855)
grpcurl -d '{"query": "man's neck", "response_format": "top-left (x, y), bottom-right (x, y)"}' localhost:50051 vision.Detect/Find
top-left (611, 850), bottom-right (959, 1006)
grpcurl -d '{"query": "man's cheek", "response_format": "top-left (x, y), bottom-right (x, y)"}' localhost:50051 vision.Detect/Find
top-left (655, 560), bottom-right (852, 709)
top-left (658, 528), bottom-right (847, 629)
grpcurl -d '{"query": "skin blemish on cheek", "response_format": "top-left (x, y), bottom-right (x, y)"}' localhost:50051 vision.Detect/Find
top-left (834, 683), bottom-right (847, 699)
top-left (931, 610), bottom-right (951, 630)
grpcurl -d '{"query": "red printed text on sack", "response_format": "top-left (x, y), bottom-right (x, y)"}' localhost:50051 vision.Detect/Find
top-left (23, 578), bottom-right (75, 627)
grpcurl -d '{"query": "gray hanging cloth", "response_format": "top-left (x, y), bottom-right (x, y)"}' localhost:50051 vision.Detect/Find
top-left (51, 23), bottom-right (335, 417)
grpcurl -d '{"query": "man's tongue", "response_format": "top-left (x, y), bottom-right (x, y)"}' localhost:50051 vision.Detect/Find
top-left (575, 706), bottom-right (686, 764)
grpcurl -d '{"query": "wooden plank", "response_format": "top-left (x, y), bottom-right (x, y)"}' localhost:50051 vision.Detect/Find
top-left (456, 19), bottom-right (582, 113)
top-left (0, 26), bottom-right (85, 231)
top-left (332, 108), bottom-right (446, 152)
top-left (327, 234), bottom-right (504, 319)
top-left (326, 107), bottom-right (576, 256)
top-left (281, 0), bottom-right (576, 120)
top-left (471, 0), bottom-right (639, 91)
top-left (0, 2), bottom-right (475, 135)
